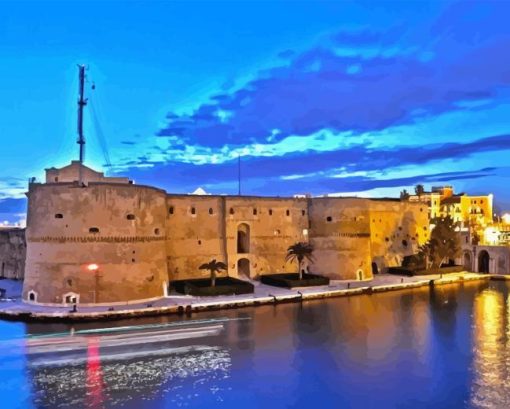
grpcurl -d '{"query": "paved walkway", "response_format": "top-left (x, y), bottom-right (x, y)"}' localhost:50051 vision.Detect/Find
top-left (0, 272), bottom-right (499, 321)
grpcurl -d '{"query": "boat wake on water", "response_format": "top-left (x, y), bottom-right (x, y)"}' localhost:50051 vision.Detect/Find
top-left (2, 317), bottom-right (249, 368)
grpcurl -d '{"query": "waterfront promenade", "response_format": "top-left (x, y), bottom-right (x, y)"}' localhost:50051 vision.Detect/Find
top-left (0, 272), bottom-right (503, 322)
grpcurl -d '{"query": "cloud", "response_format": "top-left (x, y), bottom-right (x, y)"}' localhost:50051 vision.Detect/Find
top-left (123, 133), bottom-right (510, 191)
top-left (156, 3), bottom-right (510, 150)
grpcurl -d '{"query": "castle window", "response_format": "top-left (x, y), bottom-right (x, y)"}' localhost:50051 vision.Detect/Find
top-left (269, 209), bottom-right (273, 216)
top-left (274, 229), bottom-right (281, 236)
top-left (132, 259), bottom-right (135, 263)
top-left (326, 216), bottom-right (332, 222)
top-left (198, 240), bottom-right (202, 245)
top-left (230, 208), bottom-right (234, 215)
top-left (169, 206), bottom-right (174, 215)
top-left (154, 228), bottom-right (160, 235)
top-left (209, 208), bottom-right (214, 215)
top-left (402, 240), bottom-right (408, 247)
top-left (54, 177), bottom-right (58, 182)
top-left (286, 210), bottom-right (290, 216)
top-left (302, 210), bottom-right (306, 216)
top-left (89, 227), bottom-right (99, 234)
top-left (423, 226), bottom-right (427, 231)
top-left (126, 214), bottom-right (135, 220)
top-left (385, 237), bottom-right (389, 242)
top-left (191, 207), bottom-right (196, 215)
top-left (55, 213), bottom-right (63, 219)
top-left (253, 208), bottom-right (257, 215)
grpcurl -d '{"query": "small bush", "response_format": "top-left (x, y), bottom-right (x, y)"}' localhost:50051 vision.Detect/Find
top-left (171, 277), bottom-right (254, 296)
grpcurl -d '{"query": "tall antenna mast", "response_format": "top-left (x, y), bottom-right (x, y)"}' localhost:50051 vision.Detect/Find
top-left (77, 65), bottom-right (87, 164)
top-left (238, 153), bottom-right (241, 196)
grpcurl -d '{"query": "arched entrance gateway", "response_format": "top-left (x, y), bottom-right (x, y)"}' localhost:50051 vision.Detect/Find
top-left (238, 258), bottom-right (250, 279)
top-left (478, 250), bottom-right (490, 273)
top-left (237, 223), bottom-right (250, 253)
top-left (463, 251), bottom-right (472, 271)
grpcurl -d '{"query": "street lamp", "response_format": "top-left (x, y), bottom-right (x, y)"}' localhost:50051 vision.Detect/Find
top-left (87, 263), bottom-right (100, 303)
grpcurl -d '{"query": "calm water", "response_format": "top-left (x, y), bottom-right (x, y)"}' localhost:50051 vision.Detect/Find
top-left (1, 280), bottom-right (510, 408)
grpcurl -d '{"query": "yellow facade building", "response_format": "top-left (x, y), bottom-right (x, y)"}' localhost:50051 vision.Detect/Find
top-left (409, 185), bottom-right (493, 227)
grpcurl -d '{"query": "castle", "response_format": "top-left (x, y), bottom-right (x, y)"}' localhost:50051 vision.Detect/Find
top-left (22, 161), bottom-right (430, 305)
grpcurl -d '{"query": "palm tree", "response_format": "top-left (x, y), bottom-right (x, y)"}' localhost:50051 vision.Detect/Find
top-left (199, 259), bottom-right (227, 287)
top-left (400, 189), bottom-right (410, 200)
top-left (414, 184), bottom-right (425, 196)
top-left (286, 242), bottom-right (314, 280)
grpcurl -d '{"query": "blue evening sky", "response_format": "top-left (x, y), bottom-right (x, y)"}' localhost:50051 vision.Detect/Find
top-left (1, 0), bottom-right (509, 225)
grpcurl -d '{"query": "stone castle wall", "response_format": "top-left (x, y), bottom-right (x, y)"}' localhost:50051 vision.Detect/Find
top-left (23, 182), bottom-right (168, 305)
top-left (0, 228), bottom-right (26, 280)
top-left (368, 199), bottom-right (430, 273)
top-left (22, 181), bottom-right (430, 305)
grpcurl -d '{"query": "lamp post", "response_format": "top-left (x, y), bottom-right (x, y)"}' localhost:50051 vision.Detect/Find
top-left (87, 263), bottom-right (100, 303)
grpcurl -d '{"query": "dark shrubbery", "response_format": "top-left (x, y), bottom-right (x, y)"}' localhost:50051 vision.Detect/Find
top-left (387, 264), bottom-right (464, 277)
top-left (261, 273), bottom-right (330, 288)
top-left (171, 277), bottom-right (254, 296)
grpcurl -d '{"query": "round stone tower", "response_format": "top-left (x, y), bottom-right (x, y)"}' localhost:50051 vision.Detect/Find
top-left (23, 181), bottom-right (168, 305)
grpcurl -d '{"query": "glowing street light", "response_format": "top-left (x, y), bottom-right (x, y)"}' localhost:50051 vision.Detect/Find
top-left (86, 264), bottom-right (100, 303)
top-left (87, 263), bottom-right (99, 272)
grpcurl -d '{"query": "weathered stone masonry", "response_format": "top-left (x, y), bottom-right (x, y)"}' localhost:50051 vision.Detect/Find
top-left (0, 228), bottom-right (26, 280)
top-left (22, 174), bottom-right (429, 305)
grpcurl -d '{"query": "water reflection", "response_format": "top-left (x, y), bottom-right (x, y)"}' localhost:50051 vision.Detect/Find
top-left (470, 285), bottom-right (510, 408)
top-left (2, 282), bottom-right (510, 408)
